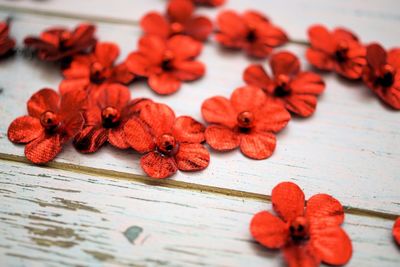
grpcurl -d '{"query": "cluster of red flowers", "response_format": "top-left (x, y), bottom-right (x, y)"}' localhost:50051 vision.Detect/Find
top-left (0, 19), bottom-right (15, 58)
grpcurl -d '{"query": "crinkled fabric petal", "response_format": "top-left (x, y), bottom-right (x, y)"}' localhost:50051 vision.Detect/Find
top-left (140, 12), bottom-right (169, 38)
top-left (231, 86), bottom-right (267, 113)
top-left (60, 112), bottom-right (84, 143)
top-left (306, 194), bottom-right (344, 226)
top-left (272, 182), bottom-right (305, 222)
top-left (167, 35), bottom-right (202, 60)
top-left (201, 96), bottom-right (236, 128)
top-left (59, 78), bottom-right (90, 96)
top-left (141, 151), bottom-right (178, 179)
top-left (285, 94), bottom-right (318, 117)
top-left (255, 100), bottom-right (291, 133)
top-left (59, 89), bottom-right (86, 116)
top-left (245, 42), bottom-right (273, 58)
top-left (240, 132), bottom-right (276, 160)
top-left (27, 88), bottom-right (60, 118)
top-left (306, 48), bottom-right (334, 70)
top-left (138, 35), bottom-right (166, 64)
top-left (388, 48), bottom-right (400, 69)
top-left (270, 51), bottom-right (300, 77)
top-left (108, 125), bottom-right (130, 149)
top-left (283, 243), bottom-right (320, 267)
top-left (173, 60), bottom-right (205, 81)
top-left (123, 98), bottom-right (154, 118)
top-left (393, 217), bottom-right (400, 245)
top-left (96, 83), bottom-right (130, 110)
top-left (148, 72), bottom-right (181, 95)
top-left (185, 16), bottom-right (213, 41)
top-left (8, 116), bottom-right (43, 144)
top-left (68, 24), bottom-right (96, 47)
top-left (308, 24), bottom-right (335, 53)
top-left (73, 126), bottom-right (108, 153)
top-left (372, 79), bottom-right (400, 110)
top-left (216, 11), bottom-right (247, 39)
top-left (290, 72), bottom-right (325, 95)
top-left (175, 143), bottom-right (210, 171)
top-left (111, 63), bottom-right (135, 84)
top-left (366, 43), bottom-right (387, 70)
top-left (167, 0), bottom-right (194, 23)
top-left (140, 103), bottom-right (176, 136)
top-left (24, 37), bottom-right (57, 53)
top-left (25, 134), bottom-right (62, 164)
top-left (333, 27), bottom-right (359, 42)
top-left (126, 52), bottom-right (158, 77)
top-left (242, 10), bottom-right (269, 24)
top-left (205, 125), bottom-right (240, 151)
top-left (243, 64), bottom-right (272, 90)
top-left (256, 22), bottom-right (288, 47)
top-left (124, 118), bottom-right (155, 153)
top-left (0, 38), bottom-right (15, 56)
top-left (250, 211), bottom-right (288, 249)
top-left (62, 60), bottom-right (90, 79)
top-left (173, 116), bottom-right (205, 143)
top-left (309, 225), bottom-right (352, 265)
top-left (95, 42), bottom-right (119, 67)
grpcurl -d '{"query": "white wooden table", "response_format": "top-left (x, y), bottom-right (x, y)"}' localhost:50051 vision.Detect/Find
top-left (0, 1), bottom-right (399, 266)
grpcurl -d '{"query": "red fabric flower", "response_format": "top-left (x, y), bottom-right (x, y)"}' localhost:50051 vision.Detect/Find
top-left (394, 217), bottom-right (400, 246)
top-left (60, 42), bottom-right (134, 95)
top-left (192, 0), bottom-right (225, 7)
top-left (7, 89), bottom-right (85, 164)
top-left (250, 182), bottom-right (352, 267)
top-left (362, 43), bottom-right (400, 110)
top-left (124, 102), bottom-right (210, 178)
top-left (0, 21), bottom-right (16, 58)
top-left (141, 0), bottom-right (213, 41)
top-left (24, 23), bottom-right (96, 61)
top-left (215, 10), bottom-right (288, 58)
top-left (201, 86), bottom-right (290, 159)
top-left (306, 24), bottom-right (366, 79)
top-left (126, 35), bottom-right (204, 95)
top-left (244, 51), bottom-right (325, 117)
top-left (73, 84), bottom-right (152, 153)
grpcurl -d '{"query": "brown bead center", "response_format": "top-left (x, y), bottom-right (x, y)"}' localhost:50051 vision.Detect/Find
top-left (40, 111), bottom-right (59, 130)
top-left (90, 62), bottom-right (107, 84)
top-left (274, 74), bottom-right (291, 97)
top-left (156, 134), bottom-right (177, 155)
top-left (335, 40), bottom-right (349, 63)
top-left (101, 106), bottom-right (120, 128)
top-left (289, 216), bottom-right (309, 243)
top-left (161, 51), bottom-right (174, 71)
top-left (377, 64), bottom-right (395, 88)
top-left (237, 111), bottom-right (255, 129)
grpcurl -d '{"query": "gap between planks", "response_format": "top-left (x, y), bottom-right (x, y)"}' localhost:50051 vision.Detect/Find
top-left (0, 152), bottom-right (398, 221)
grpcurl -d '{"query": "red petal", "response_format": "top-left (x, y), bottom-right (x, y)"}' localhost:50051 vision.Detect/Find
top-left (172, 116), bottom-right (205, 143)
top-left (73, 126), bottom-right (108, 153)
top-left (306, 194), bottom-right (344, 226)
top-left (270, 51), bottom-right (300, 77)
top-left (173, 60), bottom-right (205, 81)
top-left (285, 94), bottom-right (318, 118)
top-left (59, 78), bottom-right (90, 95)
top-left (138, 35), bottom-right (166, 64)
top-left (216, 10), bottom-right (247, 40)
top-left (59, 89), bottom-right (86, 116)
top-left (148, 73), bottom-right (181, 95)
top-left (201, 96), bottom-right (236, 128)
top-left (373, 81), bottom-right (400, 110)
top-left (111, 63), bottom-right (135, 84)
top-left (250, 211), bottom-right (288, 249)
top-left (366, 43), bottom-right (387, 70)
top-left (393, 217), bottom-right (400, 245)
top-left (245, 42), bottom-right (273, 58)
top-left (309, 225), bottom-right (352, 265)
top-left (256, 22), bottom-right (288, 47)
top-left (95, 42), bottom-right (119, 67)
top-left (27, 88), bottom-right (60, 118)
top-left (290, 72), bottom-right (325, 95)
top-left (25, 134), bottom-right (62, 164)
top-left (123, 98), bottom-right (154, 118)
top-left (167, 0), bottom-right (194, 23)
top-left (306, 48), bottom-right (335, 70)
top-left (68, 24), bottom-right (96, 47)
top-left (272, 182), bottom-right (305, 222)
top-left (230, 86), bottom-right (267, 113)
top-left (124, 118), bottom-right (155, 153)
top-left (8, 116), bottom-right (43, 144)
top-left (167, 35), bottom-right (202, 60)
top-left (60, 112), bottom-right (84, 143)
top-left (140, 103), bottom-right (176, 137)
top-left (62, 60), bottom-right (90, 79)
top-left (388, 48), bottom-right (400, 69)
top-left (333, 27), bottom-right (359, 42)
top-left (140, 12), bottom-right (169, 38)
top-left (140, 151), bottom-right (178, 178)
top-left (125, 52), bottom-right (157, 77)
top-left (254, 99), bottom-right (291, 133)
top-left (205, 125), bottom-right (240, 151)
top-left (108, 125), bottom-right (130, 149)
top-left (95, 83), bottom-right (130, 110)
top-left (242, 10), bottom-right (269, 25)
top-left (283, 243), bottom-right (320, 267)
top-left (240, 132), bottom-right (276, 160)
top-left (243, 64), bottom-right (272, 91)
top-left (185, 16), bottom-right (213, 41)
top-left (175, 143), bottom-right (210, 171)
top-left (307, 24), bottom-right (334, 54)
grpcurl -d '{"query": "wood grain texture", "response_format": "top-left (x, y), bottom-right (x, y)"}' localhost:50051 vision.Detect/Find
top-left (0, 11), bottom-right (399, 215)
top-left (0, 159), bottom-right (399, 267)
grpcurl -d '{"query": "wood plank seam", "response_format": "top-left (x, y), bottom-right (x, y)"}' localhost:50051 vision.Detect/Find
top-left (1, 153), bottom-right (397, 221)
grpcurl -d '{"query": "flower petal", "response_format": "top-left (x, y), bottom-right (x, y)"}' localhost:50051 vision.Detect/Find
top-left (231, 86), bottom-right (267, 113)
top-left (366, 43), bottom-right (387, 70)
top-left (62, 60), bottom-right (90, 79)
top-left (108, 125), bottom-right (130, 149)
top-left (173, 116), bottom-right (205, 143)
top-left (388, 48), bottom-right (400, 69)
top-left (240, 132), bottom-right (276, 160)
top-left (167, 35), bottom-right (202, 60)
top-left (256, 22), bottom-right (288, 47)
top-left (25, 134), bottom-right (62, 164)
top-left (95, 83), bottom-right (130, 110)
top-left (59, 78), bottom-right (90, 95)
top-left (140, 151), bottom-right (178, 179)
top-left (73, 126), bottom-right (108, 153)
top-left (148, 72), bottom-right (181, 95)
top-left (306, 194), bottom-right (344, 226)
top-left (290, 72), bottom-right (325, 95)
top-left (8, 116), bottom-right (43, 144)
top-left (167, 0), bottom-right (194, 23)
top-left (140, 12), bottom-right (169, 38)
top-left (243, 64), bottom-right (272, 90)
top-left (138, 35), bottom-right (166, 64)
top-left (95, 42), bottom-right (119, 67)
top-left (173, 60), bottom-right (205, 81)
top-left (27, 88), bottom-right (60, 118)
top-left (140, 103), bottom-right (176, 137)
top-left (175, 143), bottom-right (210, 171)
top-left (60, 112), bottom-right (84, 143)
top-left (201, 96), bottom-right (236, 128)
top-left (124, 118), bottom-right (155, 153)
top-left (393, 217), bottom-right (400, 245)
top-left (283, 243), bottom-right (320, 267)
top-left (254, 99), bottom-right (291, 133)
top-left (126, 52), bottom-right (158, 77)
top-left (270, 51), bottom-right (300, 77)
top-left (308, 24), bottom-right (335, 53)
top-left (272, 182), bottom-right (305, 222)
top-left (205, 125), bottom-right (240, 151)
top-left (306, 48), bottom-right (335, 70)
top-left (245, 42), bottom-right (273, 58)
top-left (185, 16), bottom-right (213, 41)
top-left (216, 10), bottom-right (247, 41)
top-left (285, 94), bottom-right (318, 117)
top-left (111, 63), bottom-right (135, 84)
top-left (250, 211), bottom-right (288, 249)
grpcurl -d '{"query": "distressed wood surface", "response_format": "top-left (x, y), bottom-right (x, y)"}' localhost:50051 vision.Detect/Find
top-left (0, 160), bottom-right (399, 267)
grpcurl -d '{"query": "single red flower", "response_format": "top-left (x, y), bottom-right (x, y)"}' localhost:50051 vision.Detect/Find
top-left (24, 23), bottom-right (96, 62)
top-left (201, 86), bottom-right (290, 159)
top-left (73, 83), bottom-right (152, 153)
top-left (215, 10), bottom-right (288, 58)
top-left (394, 217), bottom-right (400, 246)
top-left (7, 89), bottom-right (85, 164)
top-left (0, 20), bottom-right (16, 58)
top-left (126, 35), bottom-right (204, 95)
top-left (306, 24), bottom-right (366, 79)
top-left (362, 43), bottom-right (400, 110)
top-left (124, 102), bottom-right (210, 179)
top-left (141, 0), bottom-right (213, 41)
top-left (244, 51), bottom-right (325, 117)
top-left (192, 0), bottom-right (225, 7)
top-left (250, 182), bottom-right (352, 267)
top-left (60, 42), bottom-right (134, 95)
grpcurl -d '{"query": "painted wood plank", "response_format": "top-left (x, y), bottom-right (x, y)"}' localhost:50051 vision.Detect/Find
top-left (0, 12), bottom-right (399, 215)
top-left (0, 159), bottom-right (399, 266)
top-left (1, 0), bottom-right (399, 45)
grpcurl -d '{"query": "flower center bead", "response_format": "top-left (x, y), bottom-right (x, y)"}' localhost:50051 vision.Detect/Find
top-left (59, 31), bottom-right (72, 50)
top-left (171, 22), bottom-right (184, 34)
top-left (237, 111), bottom-right (255, 130)
top-left (378, 64), bottom-right (395, 88)
top-left (40, 111), bottom-right (59, 130)
top-left (101, 106), bottom-right (120, 128)
top-left (335, 41), bottom-right (349, 63)
top-left (246, 29), bottom-right (257, 42)
top-left (156, 134), bottom-right (178, 155)
top-left (274, 74), bottom-right (291, 97)
top-left (90, 62), bottom-right (107, 84)
top-left (161, 51), bottom-right (174, 71)
top-left (289, 216), bottom-right (310, 243)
